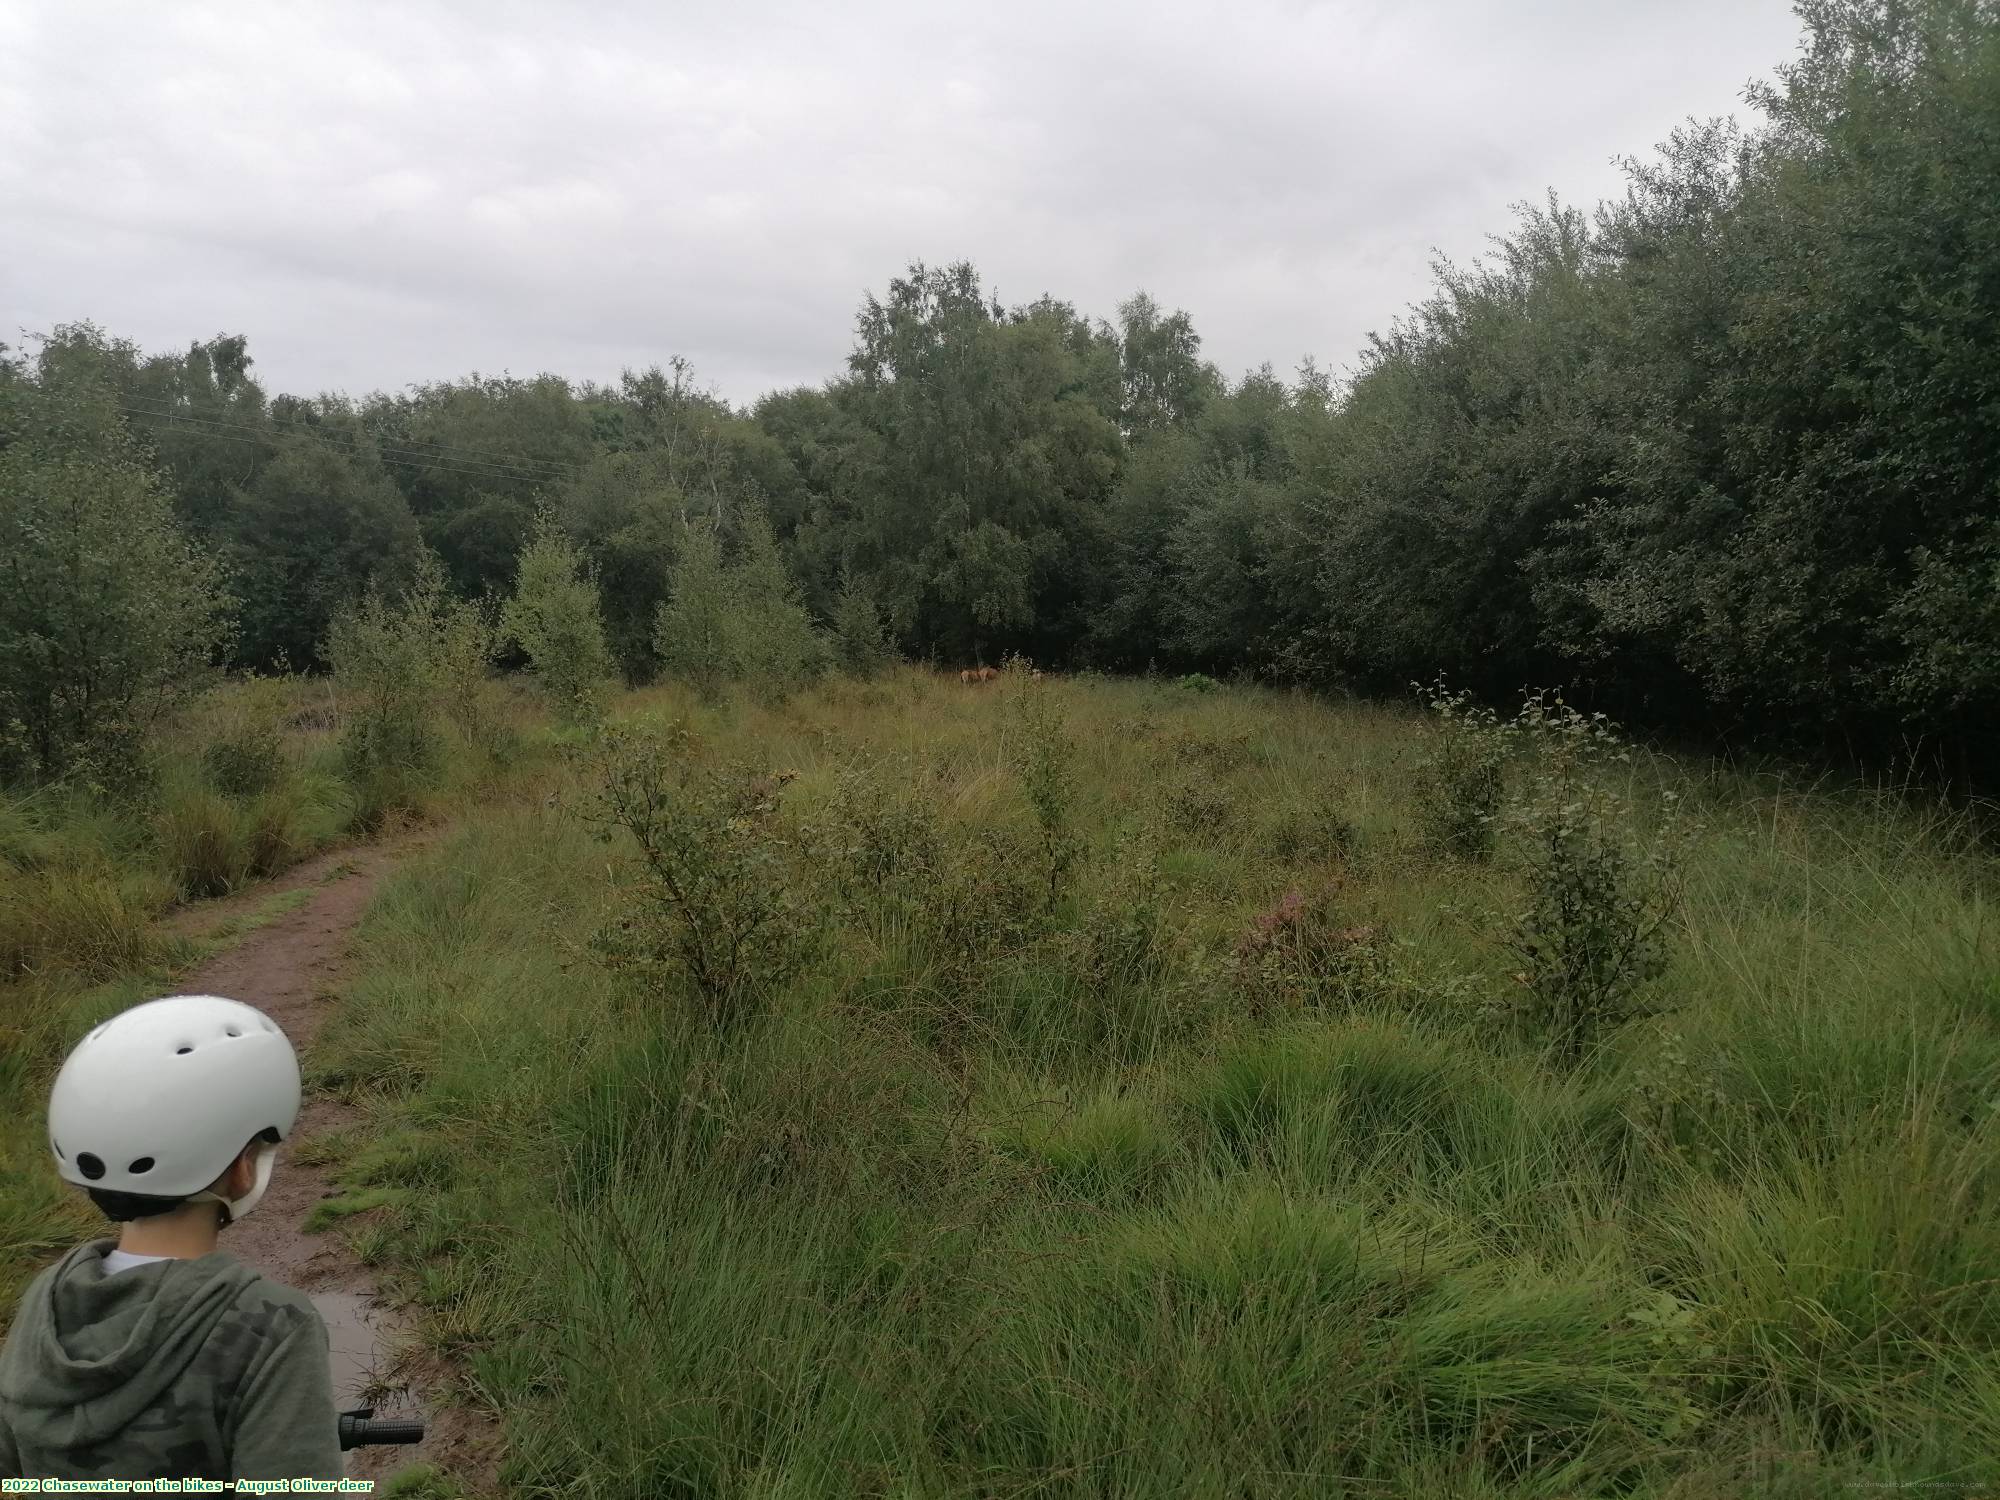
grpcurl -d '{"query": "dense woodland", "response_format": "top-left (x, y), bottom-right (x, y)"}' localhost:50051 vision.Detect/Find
top-left (4, 0), bottom-right (1998, 783)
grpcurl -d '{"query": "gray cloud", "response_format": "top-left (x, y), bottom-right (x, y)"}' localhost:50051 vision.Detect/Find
top-left (0, 0), bottom-right (1804, 406)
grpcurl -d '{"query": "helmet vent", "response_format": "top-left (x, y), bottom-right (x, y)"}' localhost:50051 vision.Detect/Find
top-left (128, 1156), bottom-right (155, 1175)
top-left (77, 1152), bottom-right (106, 1181)
top-left (175, 1045), bottom-right (194, 1055)
top-left (224, 1026), bottom-right (241, 1038)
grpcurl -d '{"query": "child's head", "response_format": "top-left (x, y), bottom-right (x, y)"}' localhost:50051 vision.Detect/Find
top-left (46, 994), bottom-right (301, 1228)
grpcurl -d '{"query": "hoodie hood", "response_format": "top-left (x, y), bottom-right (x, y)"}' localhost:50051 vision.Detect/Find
top-left (0, 1240), bottom-right (260, 1446)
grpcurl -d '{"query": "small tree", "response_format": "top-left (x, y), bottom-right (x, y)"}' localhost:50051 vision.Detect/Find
top-left (653, 507), bottom-right (827, 702)
top-left (502, 513), bottom-right (616, 727)
top-left (0, 408), bottom-right (229, 785)
top-left (437, 592), bottom-right (503, 752)
top-left (830, 570), bottom-right (894, 677)
top-left (324, 556), bottom-right (451, 824)
top-left (728, 506), bottom-right (827, 701)
top-left (654, 522), bottom-right (737, 698)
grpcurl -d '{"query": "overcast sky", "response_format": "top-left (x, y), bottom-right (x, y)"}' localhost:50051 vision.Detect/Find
top-left (1, 0), bottom-right (1803, 409)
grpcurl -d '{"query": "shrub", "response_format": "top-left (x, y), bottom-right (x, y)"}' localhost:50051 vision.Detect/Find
top-left (1265, 799), bottom-right (1356, 865)
top-left (198, 675), bottom-right (294, 798)
top-left (1228, 879), bottom-right (1391, 1017)
top-left (325, 558), bottom-right (450, 826)
top-left (503, 513), bottom-right (615, 728)
top-left (910, 828), bottom-right (1044, 1007)
top-left (1066, 825), bottom-right (1177, 994)
top-left (813, 756), bottom-right (945, 906)
top-left (1495, 693), bottom-right (1685, 1064)
top-left (1162, 771), bottom-right (1234, 842)
top-left (241, 788), bottom-right (307, 879)
top-left (1174, 673), bottom-right (1219, 694)
top-left (1412, 679), bottom-right (1510, 860)
top-left (585, 720), bottom-right (816, 1026)
top-left (1165, 729), bottom-right (1252, 774)
top-left (653, 507), bottom-right (827, 704)
top-left (436, 593), bottom-right (505, 752)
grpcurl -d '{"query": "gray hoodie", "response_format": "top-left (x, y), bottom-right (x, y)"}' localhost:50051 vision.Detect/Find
top-left (0, 1240), bottom-right (341, 1485)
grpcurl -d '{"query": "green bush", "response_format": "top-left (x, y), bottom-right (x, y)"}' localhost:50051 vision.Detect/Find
top-left (719, 506), bottom-right (829, 703)
top-left (502, 514), bottom-right (615, 728)
top-left (325, 560), bottom-right (451, 826)
top-left (1226, 880), bottom-right (1395, 1018)
top-left (585, 720), bottom-right (817, 1026)
top-left (1161, 770), bottom-right (1234, 842)
top-left (196, 675), bottom-right (301, 798)
top-left (200, 727), bottom-right (285, 800)
top-left (436, 594), bottom-right (506, 753)
top-left (1065, 825), bottom-right (1177, 994)
top-left (654, 507), bottom-right (827, 704)
top-left (1264, 798), bottom-right (1355, 865)
top-left (1495, 694), bottom-right (1684, 1064)
top-left (241, 788), bottom-right (307, 879)
top-left (1412, 679), bottom-right (1509, 860)
top-left (653, 524), bottom-right (736, 699)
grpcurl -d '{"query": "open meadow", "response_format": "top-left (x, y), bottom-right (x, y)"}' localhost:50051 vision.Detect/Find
top-left (230, 663), bottom-right (2000, 1498)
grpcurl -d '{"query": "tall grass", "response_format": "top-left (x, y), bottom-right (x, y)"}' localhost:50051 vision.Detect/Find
top-left (306, 667), bottom-right (2000, 1496)
top-left (0, 669), bottom-right (553, 1322)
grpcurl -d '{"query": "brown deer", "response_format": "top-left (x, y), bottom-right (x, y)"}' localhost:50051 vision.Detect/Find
top-left (978, 666), bottom-right (998, 683)
top-left (960, 668), bottom-right (976, 685)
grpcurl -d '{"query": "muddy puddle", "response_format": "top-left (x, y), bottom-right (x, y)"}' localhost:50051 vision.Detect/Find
top-left (311, 1289), bottom-right (426, 1417)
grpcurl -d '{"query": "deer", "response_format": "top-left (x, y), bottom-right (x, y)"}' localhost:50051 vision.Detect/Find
top-left (977, 666), bottom-right (998, 683)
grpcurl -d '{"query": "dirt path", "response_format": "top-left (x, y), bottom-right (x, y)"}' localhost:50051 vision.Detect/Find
top-left (174, 837), bottom-right (500, 1493)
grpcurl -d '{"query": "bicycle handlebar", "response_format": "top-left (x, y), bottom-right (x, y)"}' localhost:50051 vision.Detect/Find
top-left (337, 1407), bottom-right (425, 1451)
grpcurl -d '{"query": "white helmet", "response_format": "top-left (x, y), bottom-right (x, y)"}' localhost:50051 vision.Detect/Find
top-left (47, 995), bottom-right (301, 1225)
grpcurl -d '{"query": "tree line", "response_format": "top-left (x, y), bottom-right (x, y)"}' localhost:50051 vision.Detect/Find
top-left (4, 0), bottom-right (1996, 782)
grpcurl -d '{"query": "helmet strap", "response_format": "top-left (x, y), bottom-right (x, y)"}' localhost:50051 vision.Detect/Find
top-left (189, 1142), bottom-right (280, 1229)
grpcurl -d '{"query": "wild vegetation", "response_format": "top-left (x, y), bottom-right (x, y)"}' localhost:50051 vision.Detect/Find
top-left (305, 666), bottom-right (2000, 1496)
top-left (3, 0), bottom-right (1998, 1494)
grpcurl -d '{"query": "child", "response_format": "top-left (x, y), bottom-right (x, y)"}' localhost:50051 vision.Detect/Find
top-left (0, 994), bottom-right (342, 1484)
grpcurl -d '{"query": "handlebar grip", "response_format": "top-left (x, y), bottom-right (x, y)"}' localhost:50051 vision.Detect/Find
top-left (337, 1408), bottom-right (426, 1450)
